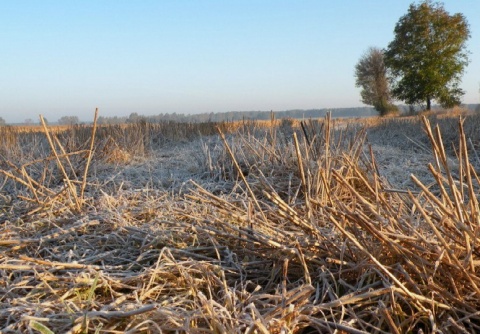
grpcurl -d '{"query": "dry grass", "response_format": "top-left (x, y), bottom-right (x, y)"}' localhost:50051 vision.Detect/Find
top-left (2, 112), bottom-right (480, 333)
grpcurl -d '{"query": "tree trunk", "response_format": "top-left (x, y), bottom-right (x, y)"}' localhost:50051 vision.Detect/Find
top-left (426, 98), bottom-right (431, 111)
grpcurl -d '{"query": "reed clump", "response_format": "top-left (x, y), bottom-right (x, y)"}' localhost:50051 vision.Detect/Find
top-left (1, 112), bottom-right (480, 333)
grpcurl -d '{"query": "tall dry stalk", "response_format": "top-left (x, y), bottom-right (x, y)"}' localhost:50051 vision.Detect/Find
top-left (80, 108), bottom-right (98, 200)
top-left (0, 111), bottom-right (99, 214)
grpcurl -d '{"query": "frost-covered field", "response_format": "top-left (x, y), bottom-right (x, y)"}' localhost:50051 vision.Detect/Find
top-left (2, 113), bottom-right (480, 333)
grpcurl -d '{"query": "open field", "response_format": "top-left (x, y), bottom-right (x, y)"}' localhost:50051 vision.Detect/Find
top-left (2, 112), bottom-right (480, 333)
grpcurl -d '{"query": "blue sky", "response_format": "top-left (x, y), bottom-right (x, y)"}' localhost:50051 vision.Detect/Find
top-left (1, 1), bottom-right (479, 123)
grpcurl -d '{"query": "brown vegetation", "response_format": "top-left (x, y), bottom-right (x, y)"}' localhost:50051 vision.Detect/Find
top-left (1, 112), bottom-right (480, 333)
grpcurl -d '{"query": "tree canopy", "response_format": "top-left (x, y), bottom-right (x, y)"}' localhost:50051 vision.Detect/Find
top-left (384, 1), bottom-right (470, 110)
top-left (355, 47), bottom-right (396, 116)
top-left (58, 116), bottom-right (80, 125)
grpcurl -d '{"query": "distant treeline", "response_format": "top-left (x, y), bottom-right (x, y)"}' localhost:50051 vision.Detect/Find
top-left (7, 104), bottom-right (479, 126)
top-left (97, 107), bottom-right (379, 124)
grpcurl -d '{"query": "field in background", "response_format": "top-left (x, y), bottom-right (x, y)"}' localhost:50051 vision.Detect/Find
top-left (2, 112), bottom-right (480, 333)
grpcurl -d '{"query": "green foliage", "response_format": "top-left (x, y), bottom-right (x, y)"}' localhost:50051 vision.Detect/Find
top-left (29, 321), bottom-right (55, 334)
top-left (384, 1), bottom-right (470, 110)
top-left (355, 47), bottom-right (396, 116)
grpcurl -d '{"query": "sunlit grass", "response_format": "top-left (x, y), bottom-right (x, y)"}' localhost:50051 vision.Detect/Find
top-left (2, 111), bottom-right (480, 332)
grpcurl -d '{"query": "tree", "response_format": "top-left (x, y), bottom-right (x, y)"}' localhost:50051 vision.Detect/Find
top-left (127, 112), bottom-right (140, 123)
top-left (58, 115), bottom-right (80, 125)
top-left (384, 1), bottom-right (470, 110)
top-left (0, 117), bottom-right (5, 126)
top-left (355, 47), bottom-right (396, 116)
top-left (127, 112), bottom-right (149, 124)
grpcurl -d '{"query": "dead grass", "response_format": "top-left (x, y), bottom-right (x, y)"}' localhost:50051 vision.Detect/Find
top-left (2, 112), bottom-right (480, 333)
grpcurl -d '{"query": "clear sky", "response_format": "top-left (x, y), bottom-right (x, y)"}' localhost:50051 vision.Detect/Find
top-left (1, 1), bottom-right (479, 123)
